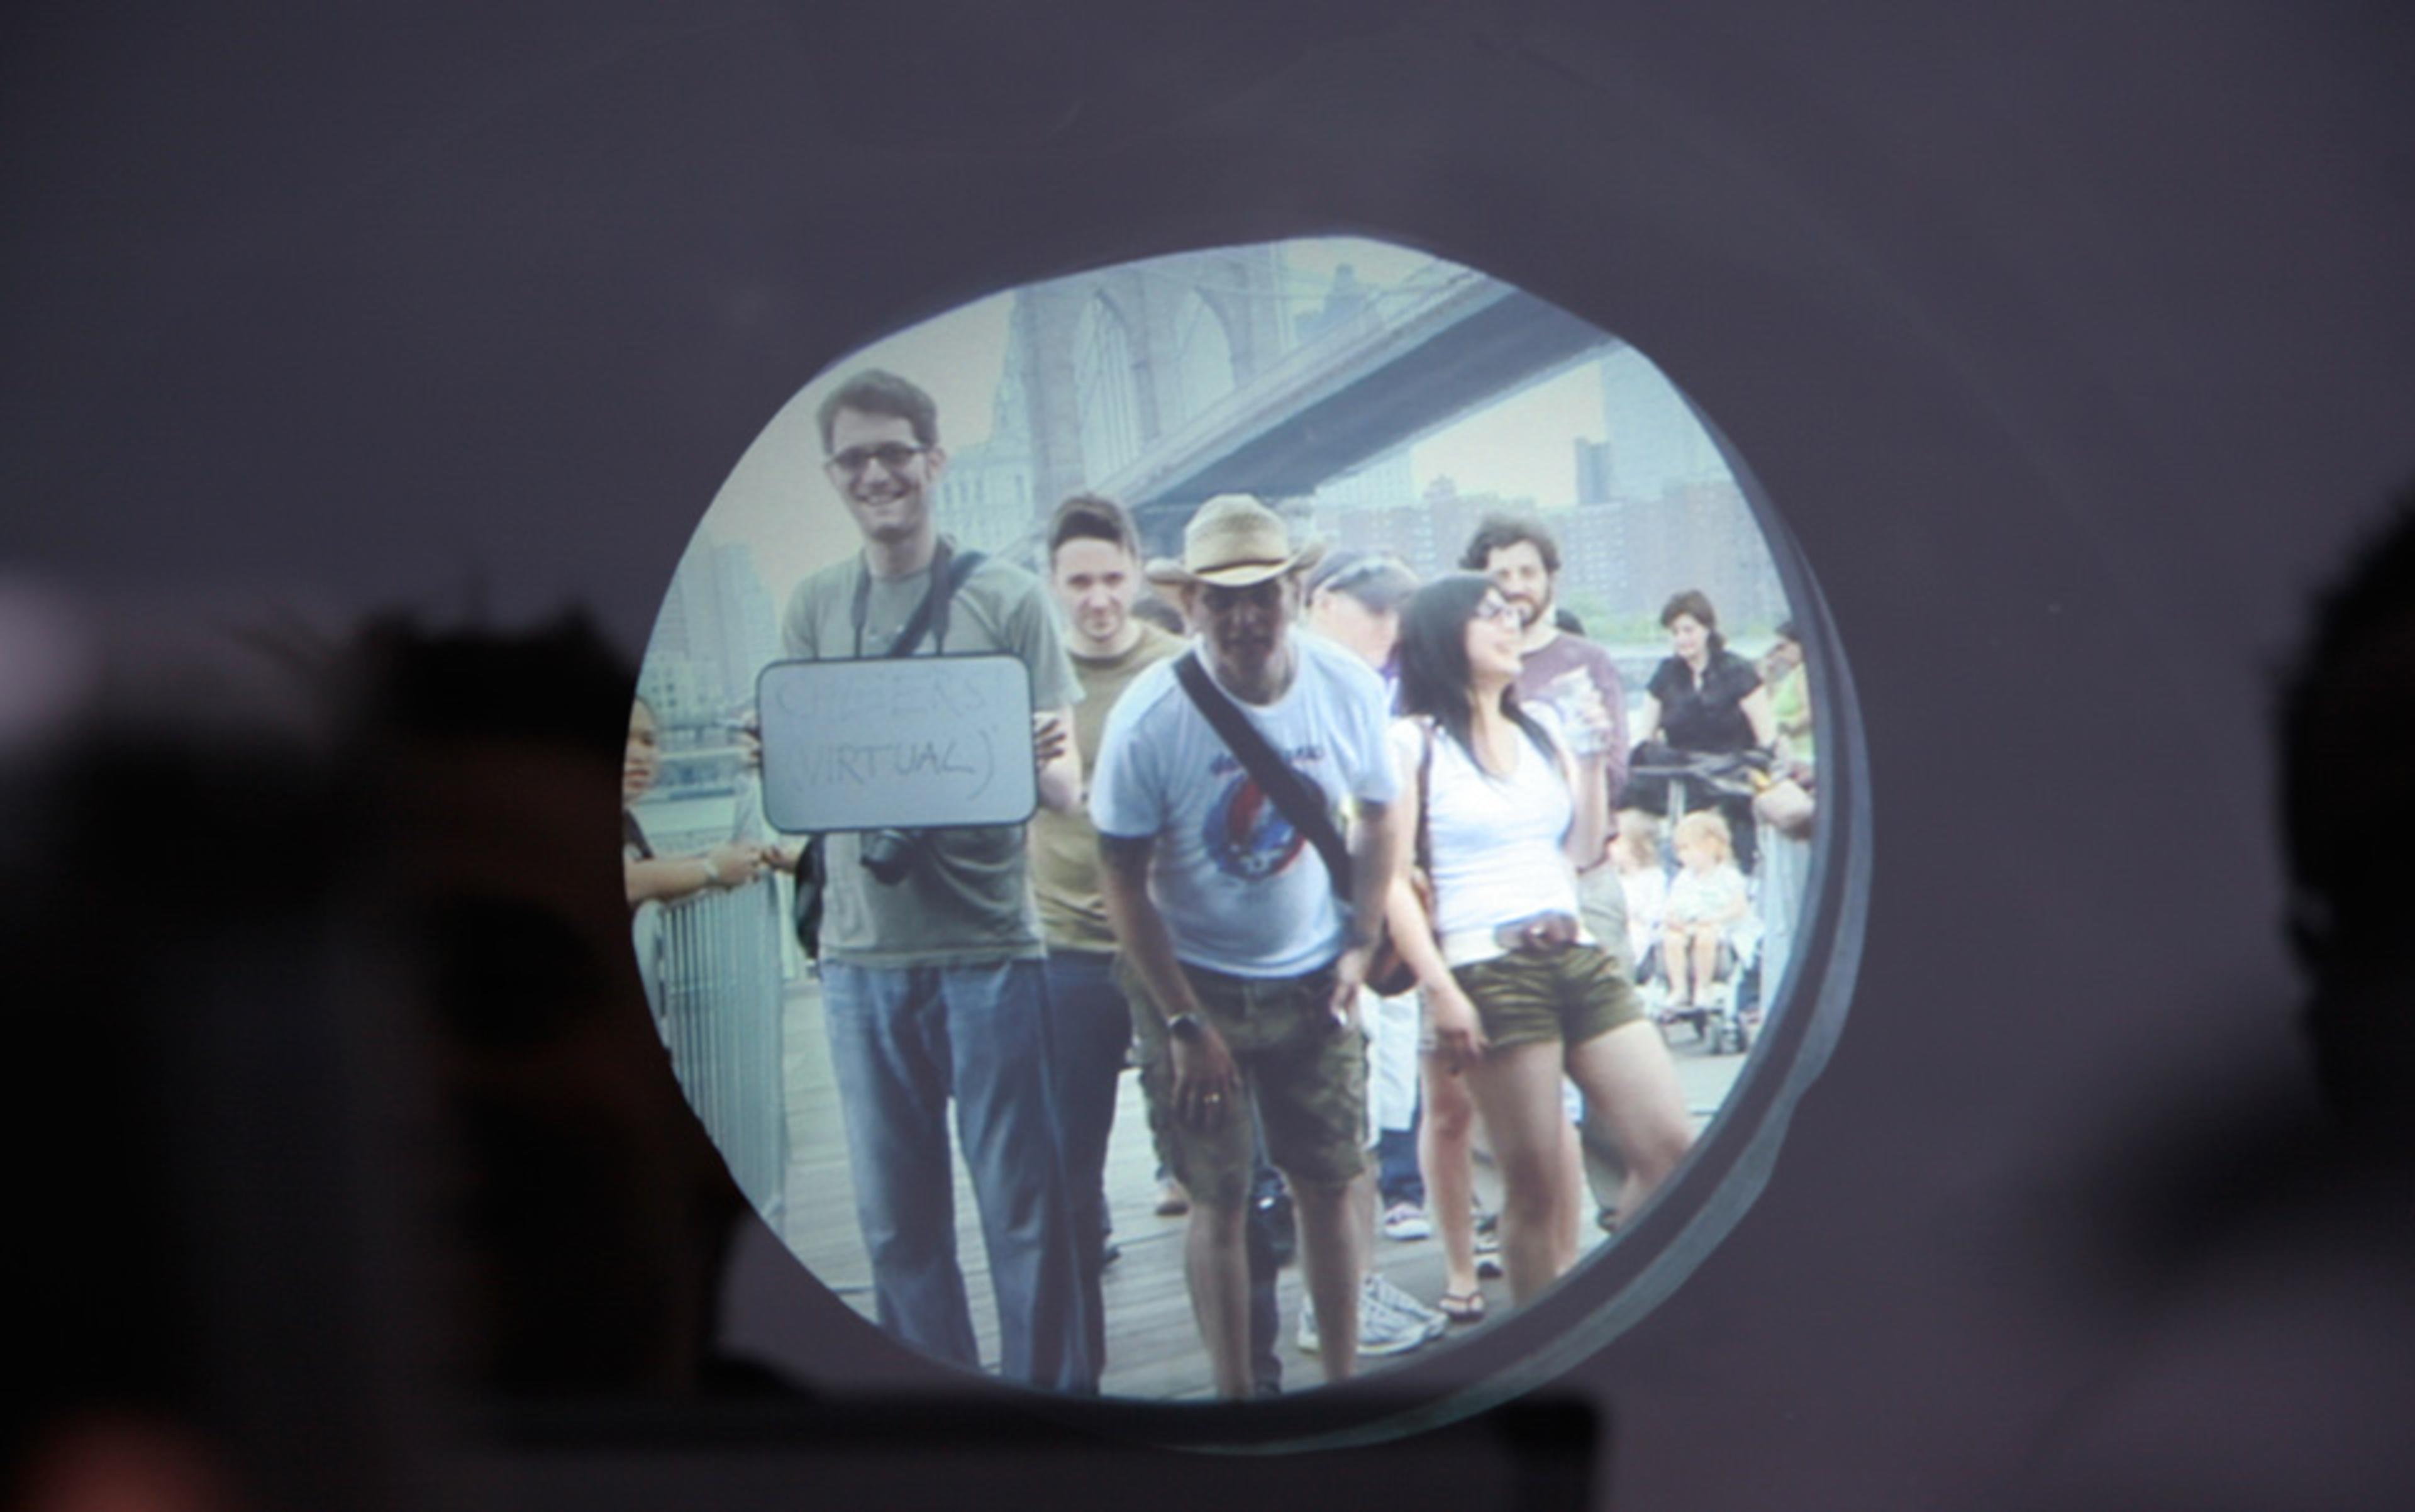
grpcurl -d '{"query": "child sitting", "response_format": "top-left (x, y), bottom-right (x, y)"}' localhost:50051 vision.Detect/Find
top-left (1609, 820), bottom-right (1667, 979)
top-left (1661, 811), bottom-right (1750, 1010)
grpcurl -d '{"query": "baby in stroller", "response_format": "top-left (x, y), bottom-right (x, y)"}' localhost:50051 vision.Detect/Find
top-left (1615, 809), bottom-right (1761, 1052)
top-left (1662, 810), bottom-right (1751, 1010)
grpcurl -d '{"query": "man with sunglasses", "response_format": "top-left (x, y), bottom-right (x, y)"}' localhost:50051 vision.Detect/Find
top-left (779, 369), bottom-right (1092, 1392)
top-left (1091, 494), bottom-right (1402, 1398)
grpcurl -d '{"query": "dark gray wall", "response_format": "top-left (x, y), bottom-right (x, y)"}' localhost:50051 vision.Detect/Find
top-left (8, 3), bottom-right (2411, 1507)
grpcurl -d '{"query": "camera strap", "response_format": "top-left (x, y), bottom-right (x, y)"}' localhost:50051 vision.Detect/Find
top-left (1174, 650), bottom-right (1352, 899)
top-left (796, 542), bottom-right (988, 956)
top-left (850, 540), bottom-right (987, 659)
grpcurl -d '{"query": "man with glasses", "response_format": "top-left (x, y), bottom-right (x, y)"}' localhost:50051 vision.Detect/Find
top-left (1462, 514), bottom-right (1632, 942)
top-left (1091, 495), bottom-right (1401, 1398)
top-left (780, 369), bottom-right (1093, 1392)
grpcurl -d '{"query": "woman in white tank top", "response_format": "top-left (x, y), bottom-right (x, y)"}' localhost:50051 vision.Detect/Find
top-left (1385, 575), bottom-right (1697, 1309)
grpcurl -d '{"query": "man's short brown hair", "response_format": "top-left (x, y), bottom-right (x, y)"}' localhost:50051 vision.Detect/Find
top-left (816, 369), bottom-right (940, 452)
top-left (1048, 493), bottom-right (1140, 564)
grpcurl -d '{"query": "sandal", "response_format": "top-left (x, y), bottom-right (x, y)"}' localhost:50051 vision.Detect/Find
top-left (1439, 1289), bottom-right (1487, 1324)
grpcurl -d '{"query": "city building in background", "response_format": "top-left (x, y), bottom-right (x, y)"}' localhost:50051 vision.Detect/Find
top-left (640, 532), bottom-right (778, 818)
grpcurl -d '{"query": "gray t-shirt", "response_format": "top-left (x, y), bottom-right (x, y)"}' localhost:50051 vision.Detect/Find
top-left (781, 548), bottom-right (1079, 966)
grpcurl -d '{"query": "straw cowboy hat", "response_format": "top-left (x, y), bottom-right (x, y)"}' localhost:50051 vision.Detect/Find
top-left (1144, 494), bottom-right (1326, 589)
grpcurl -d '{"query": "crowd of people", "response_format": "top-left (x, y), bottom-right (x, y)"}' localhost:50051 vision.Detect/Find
top-left (657, 367), bottom-right (1817, 1400)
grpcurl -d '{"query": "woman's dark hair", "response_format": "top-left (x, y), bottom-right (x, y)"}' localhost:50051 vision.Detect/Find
top-left (1397, 574), bottom-right (1558, 766)
top-left (1660, 589), bottom-right (1726, 656)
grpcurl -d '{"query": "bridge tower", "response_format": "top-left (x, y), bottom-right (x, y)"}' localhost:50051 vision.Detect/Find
top-left (1003, 247), bottom-right (1291, 545)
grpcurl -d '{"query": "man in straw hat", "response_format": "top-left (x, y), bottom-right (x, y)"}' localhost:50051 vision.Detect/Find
top-left (1090, 494), bottom-right (1403, 1396)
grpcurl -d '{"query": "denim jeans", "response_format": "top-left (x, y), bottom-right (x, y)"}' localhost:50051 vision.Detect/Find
top-left (1041, 948), bottom-right (1133, 1372)
top-left (819, 958), bottom-right (1096, 1392)
top-left (1375, 1125), bottom-right (1424, 1209)
top-left (1367, 987), bottom-right (1424, 1208)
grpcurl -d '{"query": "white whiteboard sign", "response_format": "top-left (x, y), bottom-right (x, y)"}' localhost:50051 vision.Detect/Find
top-left (757, 654), bottom-right (1038, 833)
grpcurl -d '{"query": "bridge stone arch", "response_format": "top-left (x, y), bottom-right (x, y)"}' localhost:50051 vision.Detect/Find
top-left (1009, 247), bottom-right (1290, 518)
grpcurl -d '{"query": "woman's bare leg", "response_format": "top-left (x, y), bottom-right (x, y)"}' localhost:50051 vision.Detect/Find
top-left (1462, 1040), bottom-right (1575, 1306)
top-left (1566, 1020), bottom-right (1696, 1220)
top-left (1554, 1107), bottom-right (1585, 1273)
top-left (1420, 1053), bottom-right (1480, 1298)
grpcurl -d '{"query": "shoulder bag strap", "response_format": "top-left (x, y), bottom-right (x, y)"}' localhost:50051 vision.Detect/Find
top-left (869, 542), bottom-right (986, 660)
top-left (1416, 718), bottom-right (1435, 878)
top-left (1174, 651), bottom-right (1353, 898)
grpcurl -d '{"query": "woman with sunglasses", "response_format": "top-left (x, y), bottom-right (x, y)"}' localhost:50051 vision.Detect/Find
top-left (1384, 575), bottom-right (1697, 1307)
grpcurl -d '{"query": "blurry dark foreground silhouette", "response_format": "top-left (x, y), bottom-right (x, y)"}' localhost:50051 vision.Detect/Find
top-left (2, 601), bottom-right (1598, 1511)
top-left (1994, 481), bottom-right (2415, 1511)
top-left (20, 468), bottom-right (2415, 1509)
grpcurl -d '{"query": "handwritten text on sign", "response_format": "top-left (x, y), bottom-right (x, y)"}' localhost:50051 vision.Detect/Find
top-left (757, 655), bottom-right (1038, 833)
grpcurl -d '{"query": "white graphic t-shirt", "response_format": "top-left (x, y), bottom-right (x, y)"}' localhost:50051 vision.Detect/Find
top-left (1091, 634), bottom-right (1398, 977)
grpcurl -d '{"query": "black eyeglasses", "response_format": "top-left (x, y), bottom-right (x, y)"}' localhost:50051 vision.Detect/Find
top-left (824, 442), bottom-right (930, 477)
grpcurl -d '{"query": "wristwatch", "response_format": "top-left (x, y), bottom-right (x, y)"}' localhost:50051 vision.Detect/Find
top-left (1168, 1013), bottom-right (1206, 1045)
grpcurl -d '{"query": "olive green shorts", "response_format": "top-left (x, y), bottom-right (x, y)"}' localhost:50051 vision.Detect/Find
top-left (1120, 958), bottom-right (1368, 1211)
top-left (1449, 943), bottom-right (1644, 1052)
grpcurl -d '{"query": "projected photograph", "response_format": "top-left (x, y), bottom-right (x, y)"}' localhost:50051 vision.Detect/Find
top-left (628, 237), bottom-right (1821, 1402)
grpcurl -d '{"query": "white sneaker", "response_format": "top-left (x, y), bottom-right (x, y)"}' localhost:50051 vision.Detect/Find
top-left (1296, 1277), bottom-right (1438, 1357)
top-left (1365, 1272), bottom-right (1449, 1342)
top-left (1381, 1202), bottom-right (1433, 1241)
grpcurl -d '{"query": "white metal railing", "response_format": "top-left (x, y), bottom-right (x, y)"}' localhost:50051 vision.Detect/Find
top-left (634, 874), bottom-right (788, 1221)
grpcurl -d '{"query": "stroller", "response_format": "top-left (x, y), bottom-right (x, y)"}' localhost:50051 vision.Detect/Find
top-left (1625, 746), bottom-right (1771, 1056)
top-left (1636, 908), bottom-right (1763, 1054)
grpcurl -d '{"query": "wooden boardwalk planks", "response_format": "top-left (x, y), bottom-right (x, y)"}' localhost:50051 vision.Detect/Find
top-left (775, 976), bottom-right (1698, 1401)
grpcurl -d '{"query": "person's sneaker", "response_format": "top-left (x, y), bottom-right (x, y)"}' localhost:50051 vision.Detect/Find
top-left (1295, 1279), bottom-right (1435, 1358)
top-left (1381, 1202), bottom-right (1433, 1242)
top-left (1365, 1272), bottom-right (1448, 1342)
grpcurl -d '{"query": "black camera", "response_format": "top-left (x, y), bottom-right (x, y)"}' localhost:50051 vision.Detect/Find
top-left (858, 828), bottom-right (924, 886)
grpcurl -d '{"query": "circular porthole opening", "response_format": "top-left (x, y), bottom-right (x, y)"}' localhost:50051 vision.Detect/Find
top-left (625, 235), bottom-right (1865, 1446)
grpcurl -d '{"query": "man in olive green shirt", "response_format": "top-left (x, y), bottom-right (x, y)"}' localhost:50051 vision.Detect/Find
top-left (1030, 494), bottom-right (1183, 1371)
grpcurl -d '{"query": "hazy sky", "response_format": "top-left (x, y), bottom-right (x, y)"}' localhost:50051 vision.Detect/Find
top-left (697, 238), bottom-right (1682, 597)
